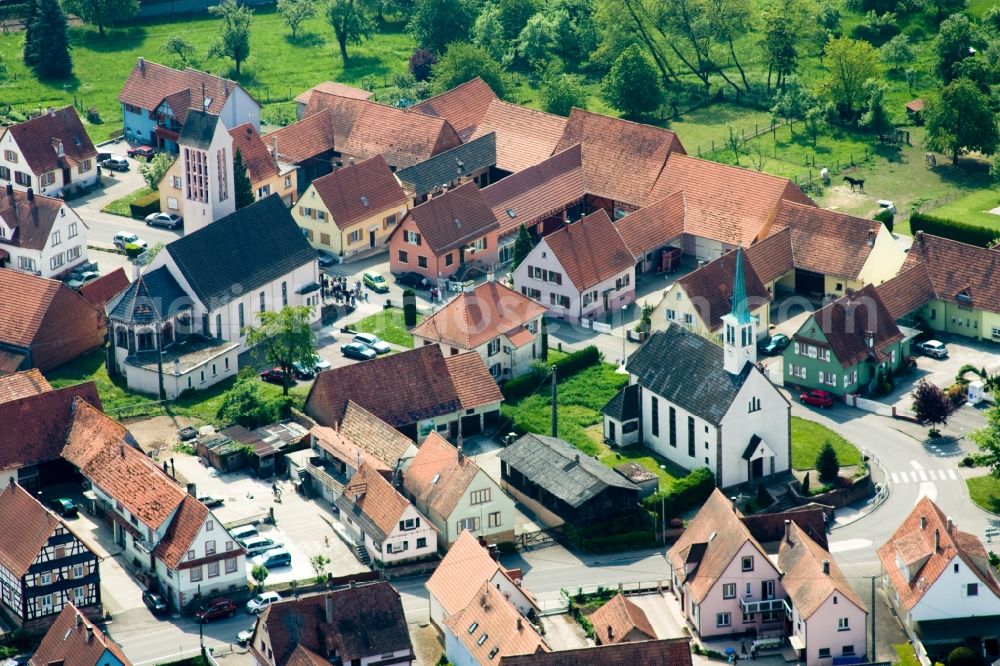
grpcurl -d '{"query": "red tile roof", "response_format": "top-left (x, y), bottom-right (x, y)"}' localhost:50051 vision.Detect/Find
top-left (877, 497), bottom-right (1000, 611)
top-left (427, 530), bottom-right (506, 617)
top-left (413, 78), bottom-right (499, 141)
top-left (444, 583), bottom-right (548, 661)
top-left (404, 432), bottom-right (484, 520)
top-left (118, 59), bottom-right (244, 124)
top-left (675, 248), bottom-right (771, 332)
top-left (745, 226), bottom-right (794, 285)
top-left (0, 368), bottom-right (51, 404)
top-left (501, 638), bottom-right (694, 666)
top-left (540, 209), bottom-right (634, 290)
top-left (268, 110), bottom-right (338, 164)
top-left (310, 155), bottom-right (408, 230)
top-left (0, 189), bottom-right (68, 252)
top-left (294, 81), bottom-right (373, 106)
top-left (904, 232), bottom-right (1000, 315)
top-left (30, 604), bottom-right (132, 666)
top-left (615, 192), bottom-right (686, 259)
top-left (468, 99), bottom-right (568, 172)
top-left (0, 482), bottom-right (63, 576)
top-left (589, 593), bottom-right (657, 644)
top-left (875, 265), bottom-right (937, 320)
top-left (554, 109), bottom-right (685, 206)
top-left (398, 181), bottom-right (499, 254)
top-left (343, 463), bottom-right (413, 537)
top-left (0, 267), bottom-right (61, 346)
top-left (649, 153), bottom-right (814, 247)
top-left (445, 351), bottom-right (504, 408)
top-left (339, 401), bottom-right (417, 467)
top-left (481, 144), bottom-right (586, 237)
top-left (774, 201), bottom-right (885, 280)
top-left (779, 522), bottom-right (866, 620)
top-left (311, 424), bottom-right (392, 474)
top-left (0, 384), bottom-right (100, 474)
top-left (3, 106), bottom-right (97, 176)
top-left (411, 281), bottom-right (545, 350)
top-left (230, 123), bottom-right (279, 183)
top-left (795, 285), bottom-right (902, 368)
top-left (154, 494), bottom-right (211, 569)
top-left (906, 99), bottom-right (924, 112)
top-left (78, 268), bottom-right (130, 310)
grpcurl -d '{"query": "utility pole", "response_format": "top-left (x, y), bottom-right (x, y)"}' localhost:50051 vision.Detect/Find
top-left (870, 576), bottom-right (876, 662)
top-left (550, 365), bottom-right (558, 437)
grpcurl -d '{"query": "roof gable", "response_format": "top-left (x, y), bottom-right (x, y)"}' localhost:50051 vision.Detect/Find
top-left (78, 268), bottom-right (130, 310)
top-left (118, 59), bottom-right (245, 122)
top-left (904, 232), bottom-right (1000, 314)
top-left (294, 81), bottom-right (372, 106)
top-left (614, 192), bottom-right (686, 258)
top-left (401, 181), bottom-right (499, 254)
top-left (0, 382), bottom-right (100, 472)
top-left (0, 189), bottom-right (66, 252)
top-left (154, 494), bottom-right (213, 569)
top-left (444, 583), bottom-right (548, 662)
top-left (31, 604), bottom-right (132, 666)
top-left (0, 482), bottom-right (62, 576)
top-left (779, 522), bottom-right (866, 619)
top-left (745, 226), bottom-right (794, 285)
top-left (468, 99), bottom-right (568, 173)
top-left (107, 266), bottom-right (188, 324)
top-left (404, 432), bottom-right (486, 519)
top-left (875, 264), bottom-right (937, 320)
top-left (776, 201), bottom-right (883, 280)
top-left (426, 530), bottom-right (504, 616)
top-left (589, 593), bottom-right (657, 644)
top-left (230, 123), bottom-right (279, 183)
top-left (794, 285), bottom-right (902, 368)
top-left (0, 268), bottom-right (63, 347)
top-left (3, 107), bottom-right (97, 176)
top-left (675, 248), bottom-right (771, 332)
top-left (338, 401), bottom-right (416, 467)
top-left (539, 209), bottom-right (633, 290)
top-left (338, 463), bottom-right (413, 540)
top-left (412, 77), bottom-right (499, 140)
top-left (269, 110), bottom-right (338, 163)
top-left (311, 155), bottom-right (407, 230)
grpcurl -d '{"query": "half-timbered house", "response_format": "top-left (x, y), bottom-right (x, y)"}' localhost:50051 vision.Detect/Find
top-left (0, 481), bottom-right (100, 630)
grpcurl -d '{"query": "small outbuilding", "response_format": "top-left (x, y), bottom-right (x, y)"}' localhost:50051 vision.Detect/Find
top-left (613, 462), bottom-right (658, 500)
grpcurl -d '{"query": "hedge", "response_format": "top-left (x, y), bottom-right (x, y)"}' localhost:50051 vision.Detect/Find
top-left (129, 191), bottom-right (161, 220)
top-left (644, 467), bottom-right (716, 519)
top-left (565, 512), bottom-right (657, 553)
top-left (502, 345), bottom-right (602, 403)
top-left (910, 212), bottom-right (999, 248)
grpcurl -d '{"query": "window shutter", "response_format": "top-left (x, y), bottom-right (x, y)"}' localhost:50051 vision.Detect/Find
top-left (399, 520), bottom-right (404, 531)
top-left (416, 233), bottom-right (422, 246)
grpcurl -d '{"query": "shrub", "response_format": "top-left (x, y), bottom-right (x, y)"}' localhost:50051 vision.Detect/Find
top-left (124, 242), bottom-right (144, 258)
top-left (873, 207), bottom-right (893, 233)
top-left (643, 468), bottom-right (715, 520)
top-left (945, 383), bottom-right (967, 406)
top-left (801, 472), bottom-right (811, 494)
top-left (910, 212), bottom-right (998, 248)
top-left (402, 288), bottom-right (417, 327)
top-left (409, 48), bottom-right (437, 81)
top-left (128, 190), bottom-right (161, 219)
top-left (960, 455), bottom-right (975, 467)
top-left (85, 107), bottom-right (101, 124)
top-left (816, 441), bottom-right (840, 484)
top-left (947, 646), bottom-right (981, 666)
top-left (502, 345), bottom-right (601, 402)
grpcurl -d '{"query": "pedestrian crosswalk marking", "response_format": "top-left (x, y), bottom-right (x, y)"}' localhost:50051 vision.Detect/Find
top-left (889, 469), bottom-right (959, 484)
top-left (918, 470), bottom-right (927, 481)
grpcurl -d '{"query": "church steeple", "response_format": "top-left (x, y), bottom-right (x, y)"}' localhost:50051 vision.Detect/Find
top-left (722, 248), bottom-right (757, 375)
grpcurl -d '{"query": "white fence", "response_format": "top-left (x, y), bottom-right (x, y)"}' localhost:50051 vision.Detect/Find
top-left (845, 394), bottom-right (894, 417)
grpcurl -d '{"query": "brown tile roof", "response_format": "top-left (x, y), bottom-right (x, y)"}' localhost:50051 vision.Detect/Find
top-left (339, 401), bottom-right (416, 467)
top-left (310, 155), bottom-right (407, 230)
top-left (0, 349), bottom-right (26, 374)
top-left (404, 432), bottom-right (484, 519)
top-left (444, 351), bottom-right (504, 409)
top-left (0, 482), bottom-right (63, 576)
top-left (739, 508), bottom-right (828, 550)
top-left (305, 345), bottom-right (501, 428)
top-left (0, 267), bottom-right (62, 346)
top-left (294, 81), bottom-right (372, 106)
top-left (399, 181), bottom-right (499, 254)
top-left (30, 604), bottom-right (132, 666)
top-left (78, 268), bottom-right (130, 311)
top-left (117, 59), bottom-right (242, 124)
top-left (426, 530), bottom-right (505, 616)
top-left (675, 248), bottom-right (771, 332)
top-left (311, 425), bottom-right (392, 474)
top-left (3, 107), bottom-right (97, 176)
top-left (283, 645), bottom-right (328, 666)
top-left (268, 110), bottom-right (338, 164)
top-left (444, 582), bottom-right (548, 661)
top-left (501, 638), bottom-right (693, 666)
top-left (154, 494), bottom-right (211, 569)
top-left (230, 123), bottom-right (279, 183)
top-left (258, 582), bottom-right (412, 665)
top-left (876, 265), bottom-right (937, 320)
top-left (779, 522), bottom-right (865, 619)
top-left (615, 192), bottom-right (686, 259)
top-left (0, 189), bottom-right (67, 252)
top-left (796, 285), bottom-right (902, 367)
top-left (468, 99), bottom-right (568, 172)
top-left (481, 144), bottom-right (585, 237)
top-left (411, 281), bottom-right (546, 350)
top-left (774, 201), bottom-right (884, 280)
top-left (666, 489), bottom-right (772, 603)
top-left (745, 226), bottom-right (794, 285)
top-left (877, 497), bottom-right (1000, 611)
top-left (554, 108), bottom-right (685, 206)
top-left (649, 153), bottom-right (814, 247)
top-left (589, 593), bottom-right (657, 644)
top-left (904, 232), bottom-right (1000, 315)
top-left (0, 368), bottom-right (51, 404)
top-left (342, 463), bottom-right (413, 538)
top-left (63, 400), bottom-right (186, 530)
top-left (0, 384), bottom-right (99, 473)
top-left (541, 209), bottom-right (634, 290)
top-left (413, 77), bottom-right (499, 141)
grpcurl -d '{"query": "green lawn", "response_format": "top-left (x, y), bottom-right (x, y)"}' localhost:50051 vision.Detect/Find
top-left (893, 643), bottom-right (922, 666)
top-left (46, 348), bottom-right (308, 424)
top-left (351, 307), bottom-right (421, 348)
top-left (102, 186), bottom-right (153, 217)
top-left (923, 188), bottom-right (1000, 231)
top-left (967, 475), bottom-right (1000, 515)
top-left (790, 416), bottom-right (861, 471)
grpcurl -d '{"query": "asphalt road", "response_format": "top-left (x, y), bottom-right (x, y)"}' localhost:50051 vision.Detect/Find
top-left (110, 607), bottom-right (255, 666)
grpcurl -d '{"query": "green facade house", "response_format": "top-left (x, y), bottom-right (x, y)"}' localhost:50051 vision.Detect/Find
top-left (782, 285), bottom-right (910, 397)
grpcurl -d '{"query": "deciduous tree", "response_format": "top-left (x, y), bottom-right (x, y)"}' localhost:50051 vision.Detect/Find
top-left (935, 13), bottom-right (977, 83)
top-left (23, 0), bottom-right (72, 80)
top-left (216, 371), bottom-right (285, 429)
top-left (498, 0), bottom-right (538, 42)
top-left (879, 34), bottom-right (913, 75)
top-left (244, 305), bottom-right (318, 396)
top-left (407, 0), bottom-right (475, 54)
top-left (471, 5), bottom-right (511, 64)
top-left (137, 152), bottom-right (174, 191)
top-left (972, 405), bottom-right (1000, 477)
top-left (408, 48), bottom-right (437, 82)
top-left (516, 13), bottom-right (558, 74)
top-left (430, 42), bottom-right (509, 98)
top-left (161, 34), bottom-right (197, 66)
top-left (512, 224), bottom-right (533, 270)
top-left (278, 0), bottom-right (316, 39)
top-left (64, 0), bottom-right (138, 35)
top-left (761, 0), bottom-right (819, 92)
top-left (540, 72), bottom-right (587, 116)
top-left (326, 0), bottom-right (375, 64)
top-left (602, 44), bottom-right (663, 119)
top-left (208, 0), bottom-right (253, 75)
top-left (822, 36), bottom-right (880, 121)
top-left (911, 378), bottom-right (956, 435)
top-left (925, 78), bottom-right (999, 165)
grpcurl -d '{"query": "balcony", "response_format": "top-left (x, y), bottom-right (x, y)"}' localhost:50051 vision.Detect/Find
top-left (739, 596), bottom-right (789, 619)
top-left (306, 456), bottom-right (346, 496)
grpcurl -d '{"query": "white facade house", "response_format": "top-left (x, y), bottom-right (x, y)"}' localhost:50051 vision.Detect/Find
top-left (0, 107), bottom-right (98, 199)
top-left (0, 186), bottom-right (88, 279)
top-left (175, 110), bottom-right (236, 235)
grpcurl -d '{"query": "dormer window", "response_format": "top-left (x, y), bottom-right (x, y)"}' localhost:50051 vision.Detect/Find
top-left (957, 290), bottom-right (973, 310)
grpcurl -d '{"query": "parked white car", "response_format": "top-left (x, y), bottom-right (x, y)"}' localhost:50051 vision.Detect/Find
top-left (246, 591), bottom-right (281, 614)
top-left (353, 332), bottom-right (391, 354)
top-left (916, 340), bottom-right (948, 359)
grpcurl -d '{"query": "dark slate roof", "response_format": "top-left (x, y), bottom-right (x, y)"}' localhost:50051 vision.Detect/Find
top-left (396, 133), bottom-right (497, 197)
top-left (107, 266), bottom-right (188, 324)
top-left (165, 195), bottom-right (316, 305)
top-left (178, 110), bottom-right (220, 150)
top-left (498, 434), bottom-right (639, 508)
top-left (626, 325), bottom-right (753, 425)
top-left (601, 383), bottom-right (639, 421)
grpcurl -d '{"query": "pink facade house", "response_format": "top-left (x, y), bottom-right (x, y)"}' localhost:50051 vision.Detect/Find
top-left (511, 209), bottom-right (635, 323)
top-left (387, 182), bottom-right (499, 284)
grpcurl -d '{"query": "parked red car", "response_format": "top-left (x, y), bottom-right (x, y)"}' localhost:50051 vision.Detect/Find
top-left (259, 367), bottom-right (289, 385)
top-left (127, 145), bottom-right (156, 159)
top-left (799, 389), bottom-right (835, 409)
top-left (194, 598), bottom-right (237, 623)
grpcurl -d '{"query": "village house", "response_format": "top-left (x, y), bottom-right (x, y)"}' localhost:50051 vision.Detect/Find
top-left (0, 107), bottom-right (98, 199)
top-left (411, 281), bottom-right (546, 380)
top-left (396, 133), bottom-right (497, 205)
top-left (268, 110), bottom-right (338, 195)
top-left (106, 195), bottom-right (319, 398)
top-left (78, 269), bottom-right (130, 314)
top-left (229, 123), bottom-right (297, 205)
top-left (334, 463), bottom-right (438, 567)
top-left (294, 156), bottom-right (408, 261)
top-left (293, 80), bottom-right (371, 120)
top-left (588, 593), bottom-right (657, 645)
top-left (305, 341), bottom-right (503, 442)
top-left (404, 432), bottom-right (515, 546)
top-left (117, 58), bottom-right (259, 152)
top-left (498, 433), bottom-right (641, 528)
top-left (0, 185), bottom-right (89, 279)
top-left (877, 497), bottom-right (1000, 664)
top-left (0, 482), bottom-right (101, 630)
top-left (387, 182), bottom-right (499, 284)
top-left (782, 285), bottom-right (910, 398)
top-left (512, 209), bottom-right (635, 324)
top-left (30, 604), bottom-right (133, 666)
top-left (499, 638), bottom-right (694, 666)
top-left (249, 583), bottom-right (414, 666)
top-left (444, 583), bottom-right (549, 666)
top-left (0, 268), bottom-right (106, 374)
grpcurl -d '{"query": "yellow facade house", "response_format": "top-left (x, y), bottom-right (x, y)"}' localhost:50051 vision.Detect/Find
top-left (292, 155), bottom-right (409, 262)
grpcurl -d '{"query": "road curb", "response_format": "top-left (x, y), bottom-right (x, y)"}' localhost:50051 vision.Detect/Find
top-left (830, 451), bottom-right (890, 531)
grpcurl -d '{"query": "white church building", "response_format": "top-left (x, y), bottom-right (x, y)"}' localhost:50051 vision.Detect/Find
top-left (604, 248), bottom-right (790, 488)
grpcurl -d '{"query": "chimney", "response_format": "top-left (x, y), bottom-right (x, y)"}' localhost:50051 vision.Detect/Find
top-left (325, 593), bottom-right (334, 624)
top-left (5, 183), bottom-right (12, 196)
top-left (348, 157), bottom-right (355, 166)
top-left (6, 477), bottom-right (12, 487)
top-left (607, 625), bottom-right (614, 641)
top-left (47, 107), bottom-right (55, 117)
top-left (457, 445), bottom-right (464, 462)
top-left (138, 56), bottom-right (145, 72)
top-left (934, 528), bottom-right (940, 551)
top-left (202, 82), bottom-right (206, 107)
top-left (574, 453), bottom-right (580, 464)
top-left (867, 229), bottom-right (876, 246)
top-left (487, 270), bottom-right (495, 283)
top-left (55, 140), bottom-right (63, 157)
top-left (85, 625), bottom-right (93, 643)
top-left (173, 359), bottom-right (181, 376)
top-left (916, 230), bottom-right (925, 245)
top-left (919, 515), bottom-right (927, 529)
top-left (119, 443), bottom-right (125, 457)
top-left (271, 136), bottom-right (278, 166)
top-left (947, 517), bottom-right (954, 533)
top-left (517, 617), bottom-right (523, 631)
top-left (187, 483), bottom-right (197, 498)
top-left (75, 612), bottom-right (82, 627)
top-left (783, 519), bottom-right (791, 544)
top-left (822, 559), bottom-right (830, 575)
top-left (26, 187), bottom-right (34, 202)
